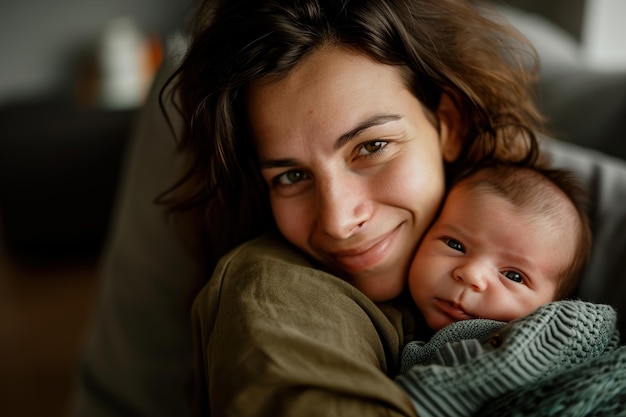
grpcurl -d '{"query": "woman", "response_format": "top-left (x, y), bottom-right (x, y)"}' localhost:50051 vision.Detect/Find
top-left (167, 0), bottom-right (541, 287)
top-left (162, 0), bottom-right (544, 415)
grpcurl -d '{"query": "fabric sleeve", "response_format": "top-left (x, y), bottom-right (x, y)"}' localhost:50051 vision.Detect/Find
top-left (192, 233), bottom-right (418, 417)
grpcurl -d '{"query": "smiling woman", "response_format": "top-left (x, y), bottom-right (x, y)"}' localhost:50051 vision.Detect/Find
top-left (248, 48), bottom-right (462, 301)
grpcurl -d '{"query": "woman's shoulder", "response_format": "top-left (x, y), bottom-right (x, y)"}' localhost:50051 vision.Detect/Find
top-left (218, 232), bottom-right (315, 271)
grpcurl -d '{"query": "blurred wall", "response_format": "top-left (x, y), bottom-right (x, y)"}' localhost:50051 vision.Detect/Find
top-left (503, 0), bottom-right (586, 41)
top-left (0, 0), bottom-right (194, 104)
top-left (0, 0), bottom-right (194, 259)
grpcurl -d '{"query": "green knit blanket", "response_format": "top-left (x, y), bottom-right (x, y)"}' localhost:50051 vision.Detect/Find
top-left (396, 300), bottom-right (623, 416)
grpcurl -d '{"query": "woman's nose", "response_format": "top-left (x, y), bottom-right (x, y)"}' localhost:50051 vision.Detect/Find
top-left (317, 175), bottom-right (371, 239)
top-left (453, 262), bottom-right (490, 292)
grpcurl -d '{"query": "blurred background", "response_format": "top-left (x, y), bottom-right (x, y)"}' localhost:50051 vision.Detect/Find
top-left (0, 0), bottom-right (624, 416)
top-left (0, 1), bottom-right (192, 416)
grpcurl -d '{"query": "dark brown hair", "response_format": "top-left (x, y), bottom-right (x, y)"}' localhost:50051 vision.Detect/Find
top-left (161, 0), bottom-right (546, 272)
top-left (461, 163), bottom-right (592, 299)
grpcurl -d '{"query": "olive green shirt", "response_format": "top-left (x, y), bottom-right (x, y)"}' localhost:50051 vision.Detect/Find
top-left (191, 233), bottom-right (419, 416)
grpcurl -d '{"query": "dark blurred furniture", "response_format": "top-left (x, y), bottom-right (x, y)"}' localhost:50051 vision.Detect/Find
top-left (0, 101), bottom-right (136, 259)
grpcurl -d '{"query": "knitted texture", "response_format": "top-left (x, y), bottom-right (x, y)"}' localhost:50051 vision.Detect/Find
top-left (396, 300), bottom-right (619, 417)
top-left (477, 345), bottom-right (626, 417)
top-left (399, 318), bottom-right (505, 374)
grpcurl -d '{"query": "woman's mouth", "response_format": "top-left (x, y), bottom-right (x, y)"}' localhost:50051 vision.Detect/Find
top-left (328, 225), bottom-right (402, 274)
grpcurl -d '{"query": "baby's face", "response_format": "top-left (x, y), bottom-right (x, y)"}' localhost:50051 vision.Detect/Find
top-left (408, 182), bottom-right (572, 330)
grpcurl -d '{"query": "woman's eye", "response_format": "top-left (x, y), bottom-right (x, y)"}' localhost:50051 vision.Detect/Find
top-left (357, 141), bottom-right (387, 156)
top-left (444, 238), bottom-right (464, 253)
top-left (275, 170), bottom-right (308, 185)
top-left (502, 271), bottom-right (523, 283)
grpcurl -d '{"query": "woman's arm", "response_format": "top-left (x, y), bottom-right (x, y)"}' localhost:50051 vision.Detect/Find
top-left (192, 233), bottom-right (418, 417)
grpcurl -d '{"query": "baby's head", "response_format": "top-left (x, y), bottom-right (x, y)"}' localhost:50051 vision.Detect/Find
top-left (408, 163), bottom-right (591, 330)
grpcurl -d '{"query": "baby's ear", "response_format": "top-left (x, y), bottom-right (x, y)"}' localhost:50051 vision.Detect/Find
top-left (437, 93), bottom-right (463, 163)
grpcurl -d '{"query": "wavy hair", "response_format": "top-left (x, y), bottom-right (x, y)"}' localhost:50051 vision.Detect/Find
top-left (161, 0), bottom-right (545, 270)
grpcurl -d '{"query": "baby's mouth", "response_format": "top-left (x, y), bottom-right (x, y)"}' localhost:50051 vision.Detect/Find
top-left (436, 299), bottom-right (476, 321)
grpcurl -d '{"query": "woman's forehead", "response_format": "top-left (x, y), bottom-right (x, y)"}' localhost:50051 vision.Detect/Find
top-left (247, 48), bottom-right (413, 148)
top-left (249, 49), bottom-right (407, 108)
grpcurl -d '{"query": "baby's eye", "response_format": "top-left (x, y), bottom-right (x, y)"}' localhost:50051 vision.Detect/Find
top-left (275, 169), bottom-right (308, 185)
top-left (357, 141), bottom-right (387, 156)
top-left (444, 238), bottom-right (464, 253)
top-left (502, 271), bottom-right (523, 283)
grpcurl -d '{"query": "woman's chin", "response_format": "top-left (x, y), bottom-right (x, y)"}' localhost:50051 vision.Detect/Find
top-left (350, 272), bottom-right (405, 302)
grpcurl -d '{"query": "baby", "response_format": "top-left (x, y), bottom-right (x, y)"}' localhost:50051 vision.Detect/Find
top-left (408, 162), bottom-right (592, 331)
top-left (394, 163), bottom-right (622, 417)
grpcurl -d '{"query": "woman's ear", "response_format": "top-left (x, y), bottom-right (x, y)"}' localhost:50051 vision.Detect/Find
top-left (437, 93), bottom-right (463, 163)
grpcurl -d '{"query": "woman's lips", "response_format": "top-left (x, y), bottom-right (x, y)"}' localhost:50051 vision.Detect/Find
top-left (329, 225), bottom-right (401, 274)
top-left (435, 299), bottom-right (475, 321)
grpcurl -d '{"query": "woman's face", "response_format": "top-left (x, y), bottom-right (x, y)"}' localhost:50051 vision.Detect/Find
top-left (247, 47), bottom-right (461, 302)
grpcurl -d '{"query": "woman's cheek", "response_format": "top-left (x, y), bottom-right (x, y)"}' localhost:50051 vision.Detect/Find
top-left (271, 197), bottom-right (310, 247)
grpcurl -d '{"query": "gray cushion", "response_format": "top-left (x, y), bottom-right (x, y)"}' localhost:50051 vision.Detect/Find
top-left (542, 137), bottom-right (626, 336)
top-left (539, 70), bottom-right (626, 161)
top-left (498, 4), bottom-right (626, 161)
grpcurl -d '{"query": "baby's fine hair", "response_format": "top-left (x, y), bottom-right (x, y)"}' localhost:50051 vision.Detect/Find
top-left (162, 0), bottom-right (547, 270)
top-left (460, 163), bottom-right (592, 299)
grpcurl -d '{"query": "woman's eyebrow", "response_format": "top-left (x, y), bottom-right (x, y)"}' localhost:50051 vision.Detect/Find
top-left (334, 114), bottom-right (402, 150)
top-left (260, 158), bottom-right (298, 169)
top-left (260, 114), bottom-right (402, 170)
